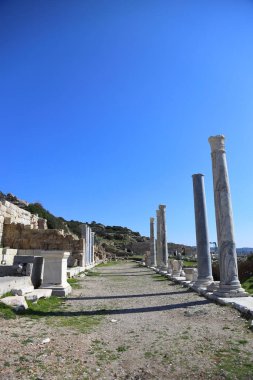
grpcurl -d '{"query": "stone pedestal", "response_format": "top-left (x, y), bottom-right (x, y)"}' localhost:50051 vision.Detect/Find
top-left (192, 174), bottom-right (213, 289)
top-left (209, 135), bottom-right (247, 297)
top-left (39, 251), bottom-right (72, 297)
top-left (149, 217), bottom-right (157, 266)
top-left (159, 204), bottom-right (168, 269)
top-left (171, 260), bottom-right (184, 278)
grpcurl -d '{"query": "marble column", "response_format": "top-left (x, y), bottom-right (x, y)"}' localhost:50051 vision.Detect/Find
top-left (156, 209), bottom-right (162, 267)
top-left (85, 224), bottom-right (90, 266)
top-left (149, 217), bottom-right (157, 266)
top-left (159, 204), bottom-right (168, 269)
top-left (208, 135), bottom-right (247, 297)
top-left (89, 227), bottom-right (92, 265)
top-left (91, 232), bottom-right (95, 265)
top-left (192, 174), bottom-right (213, 288)
top-left (80, 225), bottom-right (86, 267)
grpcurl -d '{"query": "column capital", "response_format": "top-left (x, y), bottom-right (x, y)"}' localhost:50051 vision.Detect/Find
top-left (159, 204), bottom-right (166, 210)
top-left (208, 135), bottom-right (225, 153)
top-left (192, 173), bottom-right (204, 178)
top-left (150, 217), bottom-right (155, 223)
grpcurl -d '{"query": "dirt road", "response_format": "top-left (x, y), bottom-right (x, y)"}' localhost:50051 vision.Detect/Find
top-left (0, 261), bottom-right (252, 379)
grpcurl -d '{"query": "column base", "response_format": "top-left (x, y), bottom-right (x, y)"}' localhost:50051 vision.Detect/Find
top-left (192, 277), bottom-right (214, 290)
top-left (213, 283), bottom-right (248, 298)
top-left (40, 284), bottom-right (72, 297)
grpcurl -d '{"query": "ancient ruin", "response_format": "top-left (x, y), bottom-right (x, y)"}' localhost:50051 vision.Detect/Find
top-left (0, 195), bottom-right (96, 298)
top-left (192, 174), bottom-right (213, 289)
top-left (209, 135), bottom-right (247, 297)
top-left (149, 217), bottom-right (156, 267)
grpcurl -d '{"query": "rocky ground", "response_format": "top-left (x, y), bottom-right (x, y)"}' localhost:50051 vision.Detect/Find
top-left (0, 261), bottom-right (253, 380)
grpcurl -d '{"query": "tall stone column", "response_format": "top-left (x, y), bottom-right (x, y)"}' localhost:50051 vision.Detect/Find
top-left (159, 204), bottom-right (168, 269)
top-left (89, 227), bottom-right (92, 265)
top-left (91, 232), bottom-right (95, 265)
top-left (208, 135), bottom-right (247, 297)
top-left (150, 217), bottom-right (157, 266)
top-left (156, 209), bottom-right (162, 267)
top-left (192, 174), bottom-right (213, 288)
top-left (80, 225), bottom-right (86, 267)
top-left (85, 224), bottom-right (90, 266)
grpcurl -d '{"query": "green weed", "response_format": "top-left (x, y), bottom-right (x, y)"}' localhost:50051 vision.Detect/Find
top-left (117, 345), bottom-right (129, 352)
top-left (52, 314), bottom-right (103, 333)
top-left (67, 278), bottom-right (82, 289)
top-left (152, 274), bottom-right (167, 281)
top-left (0, 302), bottom-right (17, 319)
top-left (242, 277), bottom-right (253, 294)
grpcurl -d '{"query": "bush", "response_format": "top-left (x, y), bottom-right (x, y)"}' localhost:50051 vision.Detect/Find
top-left (212, 255), bottom-right (253, 282)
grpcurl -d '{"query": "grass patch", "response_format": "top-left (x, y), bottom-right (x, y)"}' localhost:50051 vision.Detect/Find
top-left (183, 260), bottom-right (198, 268)
top-left (0, 292), bottom-right (13, 298)
top-left (1, 295), bottom-right (104, 335)
top-left (17, 296), bottom-right (64, 319)
top-left (0, 302), bottom-right (17, 319)
top-left (116, 345), bottom-right (129, 352)
top-left (52, 314), bottom-right (103, 333)
top-left (242, 276), bottom-right (253, 294)
top-left (130, 255), bottom-right (143, 261)
top-left (67, 278), bottom-right (81, 289)
top-left (90, 339), bottom-right (118, 364)
top-left (96, 261), bottom-right (123, 267)
top-left (21, 337), bottom-right (33, 345)
top-left (144, 351), bottom-right (156, 359)
top-left (152, 274), bottom-right (168, 281)
top-left (85, 270), bottom-right (101, 276)
top-left (213, 349), bottom-right (253, 379)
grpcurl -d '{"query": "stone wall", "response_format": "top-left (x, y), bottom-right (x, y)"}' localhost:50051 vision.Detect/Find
top-left (0, 199), bottom-right (47, 245)
top-left (3, 223), bottom-right (84, 253)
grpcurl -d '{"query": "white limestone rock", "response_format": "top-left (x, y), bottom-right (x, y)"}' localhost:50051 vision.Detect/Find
top-left (11, 285), bottom-right (35, 296)
top-left (0, 295), bottom-right (28, 311)
top-left (25, 289), bottom-right (52, 301)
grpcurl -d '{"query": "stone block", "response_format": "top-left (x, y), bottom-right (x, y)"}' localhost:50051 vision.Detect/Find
top-left (184, 268), bottom-right (198, 282)
top-left (11, 285), bottom-right (35, 296)
top-left (14, 255), bottom-right (44, 288)
top-left (0, 295), bottom-right (28, 311)
top-left (25, 288), bottom-right (52, 301)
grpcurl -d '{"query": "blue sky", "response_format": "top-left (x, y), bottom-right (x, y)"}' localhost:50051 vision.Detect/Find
top-left (1, 0), bottom-right (253, 246)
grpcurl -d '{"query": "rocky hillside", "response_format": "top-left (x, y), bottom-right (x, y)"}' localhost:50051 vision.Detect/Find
top-left (0, 191), bottom-right (195, 258)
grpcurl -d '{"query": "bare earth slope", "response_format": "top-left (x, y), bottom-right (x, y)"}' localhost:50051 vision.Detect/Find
top-left (0, 261), bottom-right (253, 380)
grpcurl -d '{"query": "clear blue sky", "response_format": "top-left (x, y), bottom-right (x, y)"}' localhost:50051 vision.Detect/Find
top-left (1, 0), bottom-right (253, 246)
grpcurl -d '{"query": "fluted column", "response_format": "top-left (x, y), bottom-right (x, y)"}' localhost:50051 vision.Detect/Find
top-left (208, 135), bottom-right (247, 297)
top-left (156, 209), bottom-right (162, 267)
top-left (150, 217), bottom-right (157, 266)
top-left (192, 174), bottom-right (213, 288)
top-left (159, 204), bottom-right (168, 269)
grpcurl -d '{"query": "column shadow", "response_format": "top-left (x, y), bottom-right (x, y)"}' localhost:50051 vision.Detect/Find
top-left (20, 299), bottom-right (210, 318)
top-left (67, 290), bottom-right (193, 301)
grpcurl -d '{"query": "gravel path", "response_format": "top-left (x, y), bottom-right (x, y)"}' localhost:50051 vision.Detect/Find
top-left (0, 261), bottom-right (253, 380)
